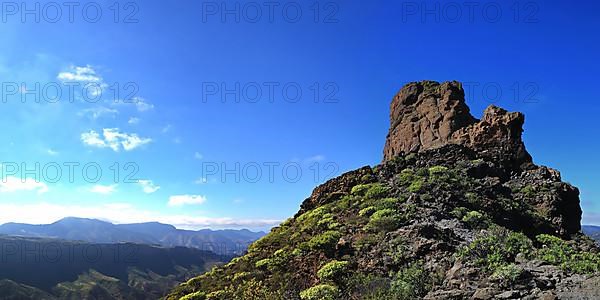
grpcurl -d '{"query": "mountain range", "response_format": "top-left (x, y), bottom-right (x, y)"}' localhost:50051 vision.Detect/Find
top-left (0, 217), bottom-right (265, 255)
top-left (583, 225), bottom-right (600, 245)
top-left (0, 235), bottom-right (228, 299)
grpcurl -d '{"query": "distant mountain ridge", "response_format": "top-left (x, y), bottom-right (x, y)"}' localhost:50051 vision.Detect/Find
top-left (583, 225), bottom-right (600, 245)
top-left (0, 235), bottom-right (227, 299)
top-left (0, 217), bottom-right (265, 255)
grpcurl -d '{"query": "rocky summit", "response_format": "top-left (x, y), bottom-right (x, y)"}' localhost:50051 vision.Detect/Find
top-left (168, 81), bottom-right (599, 300)
top-left (383, 81), bottom-right (531, 170)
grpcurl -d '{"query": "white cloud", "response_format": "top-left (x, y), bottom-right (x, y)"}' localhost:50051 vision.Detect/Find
top-left (57, 65), bottom-right (102, 82)
top-left (0, 176), bottom-right (48, 194)
top-left (90, 184), bottom-right (117, 195)
top-left (80, 130), bottom-right (106, 148)
top-left (133, 97), bottom-right (154, 112)
top-left (81, 128), bottom-right (152, 152)
top-left (46, 149), bottom-right (59, 156)
top-left (128, 117), bottom-right (140, 125)
top-left (304, 155), bottom-right (326, 163)
top-left (161, 124), bottom-right (172, 133)
top-left (0, 202), bottom-right (280, 230)
top-left (168, 194), bottom-right (207, 206)
top-left (194, 152), bottom-right (203, 160)
top-left (57, 65), bottom-right (107, 98)
top-left (194, 177), bottom-right (209, 185)
top-left (78, 107), bottom-right (118, 120)
top-left (138, 180), bottom-right (160, 194)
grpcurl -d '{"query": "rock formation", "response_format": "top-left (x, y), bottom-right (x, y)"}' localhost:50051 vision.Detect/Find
top-left (168, 80), bottom-right (596, 300)
top-left (383, 81), bottom-right (532, 170)
top-left (382, 80), bottom-right (580, 236)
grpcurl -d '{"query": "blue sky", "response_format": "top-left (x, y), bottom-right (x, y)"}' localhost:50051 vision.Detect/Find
top-left (0, 0), bottom-right (598, 230)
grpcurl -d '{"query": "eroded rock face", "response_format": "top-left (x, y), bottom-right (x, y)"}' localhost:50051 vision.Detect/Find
top-left (383, 81), bottom-right (532, 169)
top-left (382, 81), bottom-right (580, 234)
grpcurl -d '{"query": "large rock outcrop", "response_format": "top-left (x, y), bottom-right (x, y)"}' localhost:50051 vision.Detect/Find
top-left (383, 81), bottom-right (532, 170)
top-left (168, 80), bottom-right (594, 300)
top-left (382, 81), bottom-right (580, 235)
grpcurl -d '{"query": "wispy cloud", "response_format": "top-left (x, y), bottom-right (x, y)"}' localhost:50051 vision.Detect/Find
top-left (57, 65), bottom-right (107, 97)
top-left (0, 176), bottom-right (48, 194)
top-left (78, 107), bottom-right (118, 120)
top-left (168, 194), bottom-right (207, 206)
top-left (90, 184), bottom-right (117, 195)
top-left (194, 152), bottom-right (203, 160)
top-left (138, 180), bottom-right (160, 194)
top-left (128, 117), bottom-right (140, 125)
top-left (46, 148), bottom-right (59, 156)
top-left (194, 177), bottom-right (209, 185)
top-left (304, 154), bottom-right (325, 163)
top-left (133, 97), bottom-right (154, 112)
top-left (57, 65), bottom-right (102, 82)
top-left (161, 124), bottom-right (172, 133)
top-left (81, 128), bottom-right (152, 152)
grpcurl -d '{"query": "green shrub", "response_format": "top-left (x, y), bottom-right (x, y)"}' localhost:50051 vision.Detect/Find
top-left (359, 206), bottom-right (377, 217)
top-left (428, 166), bottom-right (448, 175)
top-left (451, 207), bottom-right (468, 219)
top-left (465, 192), bottom-right (478, 204)
top-left (291, 248), bottom-right (304, 256)
top-left (490, 264), bottom-right (522, 283)
top-left (317, 213), bottom-right (335, 228)
top-left (206, 290), bottom-right (229, 300)
top-left (351, 184), bottom-right (371, 195)
top-left (568, 253), bottom-right (600, 274)
top-left (317, 260), bottom-right (350, 281)
top-left (255, 258), bottom-right (272, 269)
top-left (296, 206), bottom-right (332, 233)
top-left (386, 236), bottom-right (407, 265)
top-left (365, 183), bottom-right (389, 199)
top-left (247, 227), bottom-right (288, 253)
top-left (408, 178), bottom-right (424, 193)
top-left (521, 185), bottom-right (536, 197)
top-left (416, 168), bottom-right (429, 177)
top-left (254, 248), bottom-right (291, 272)
top-left (398, 169), bottom-right (415, 185)
top-left (232, 272), bottom-right (251, 282)
top-left (461, 211), bottom-right (488, 228)
top-left (536, 234), bottom-right (600, 274)
top-left (367, 209), bottom-right (402, 231)
top-left (536, 234), bottom-right (569, 264)
top-left (389, 261), bottom-right (431, 299)
top-left (458, 227), bottom-right (532, 272)
top-left (353, 233), bottom-right (380, 250)
top-left (307, 231), bottom-right (342, 252)
top-left (181, 291), bottom-right (206, 300)
top-left (299, 284), bottom-right (339, 300)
